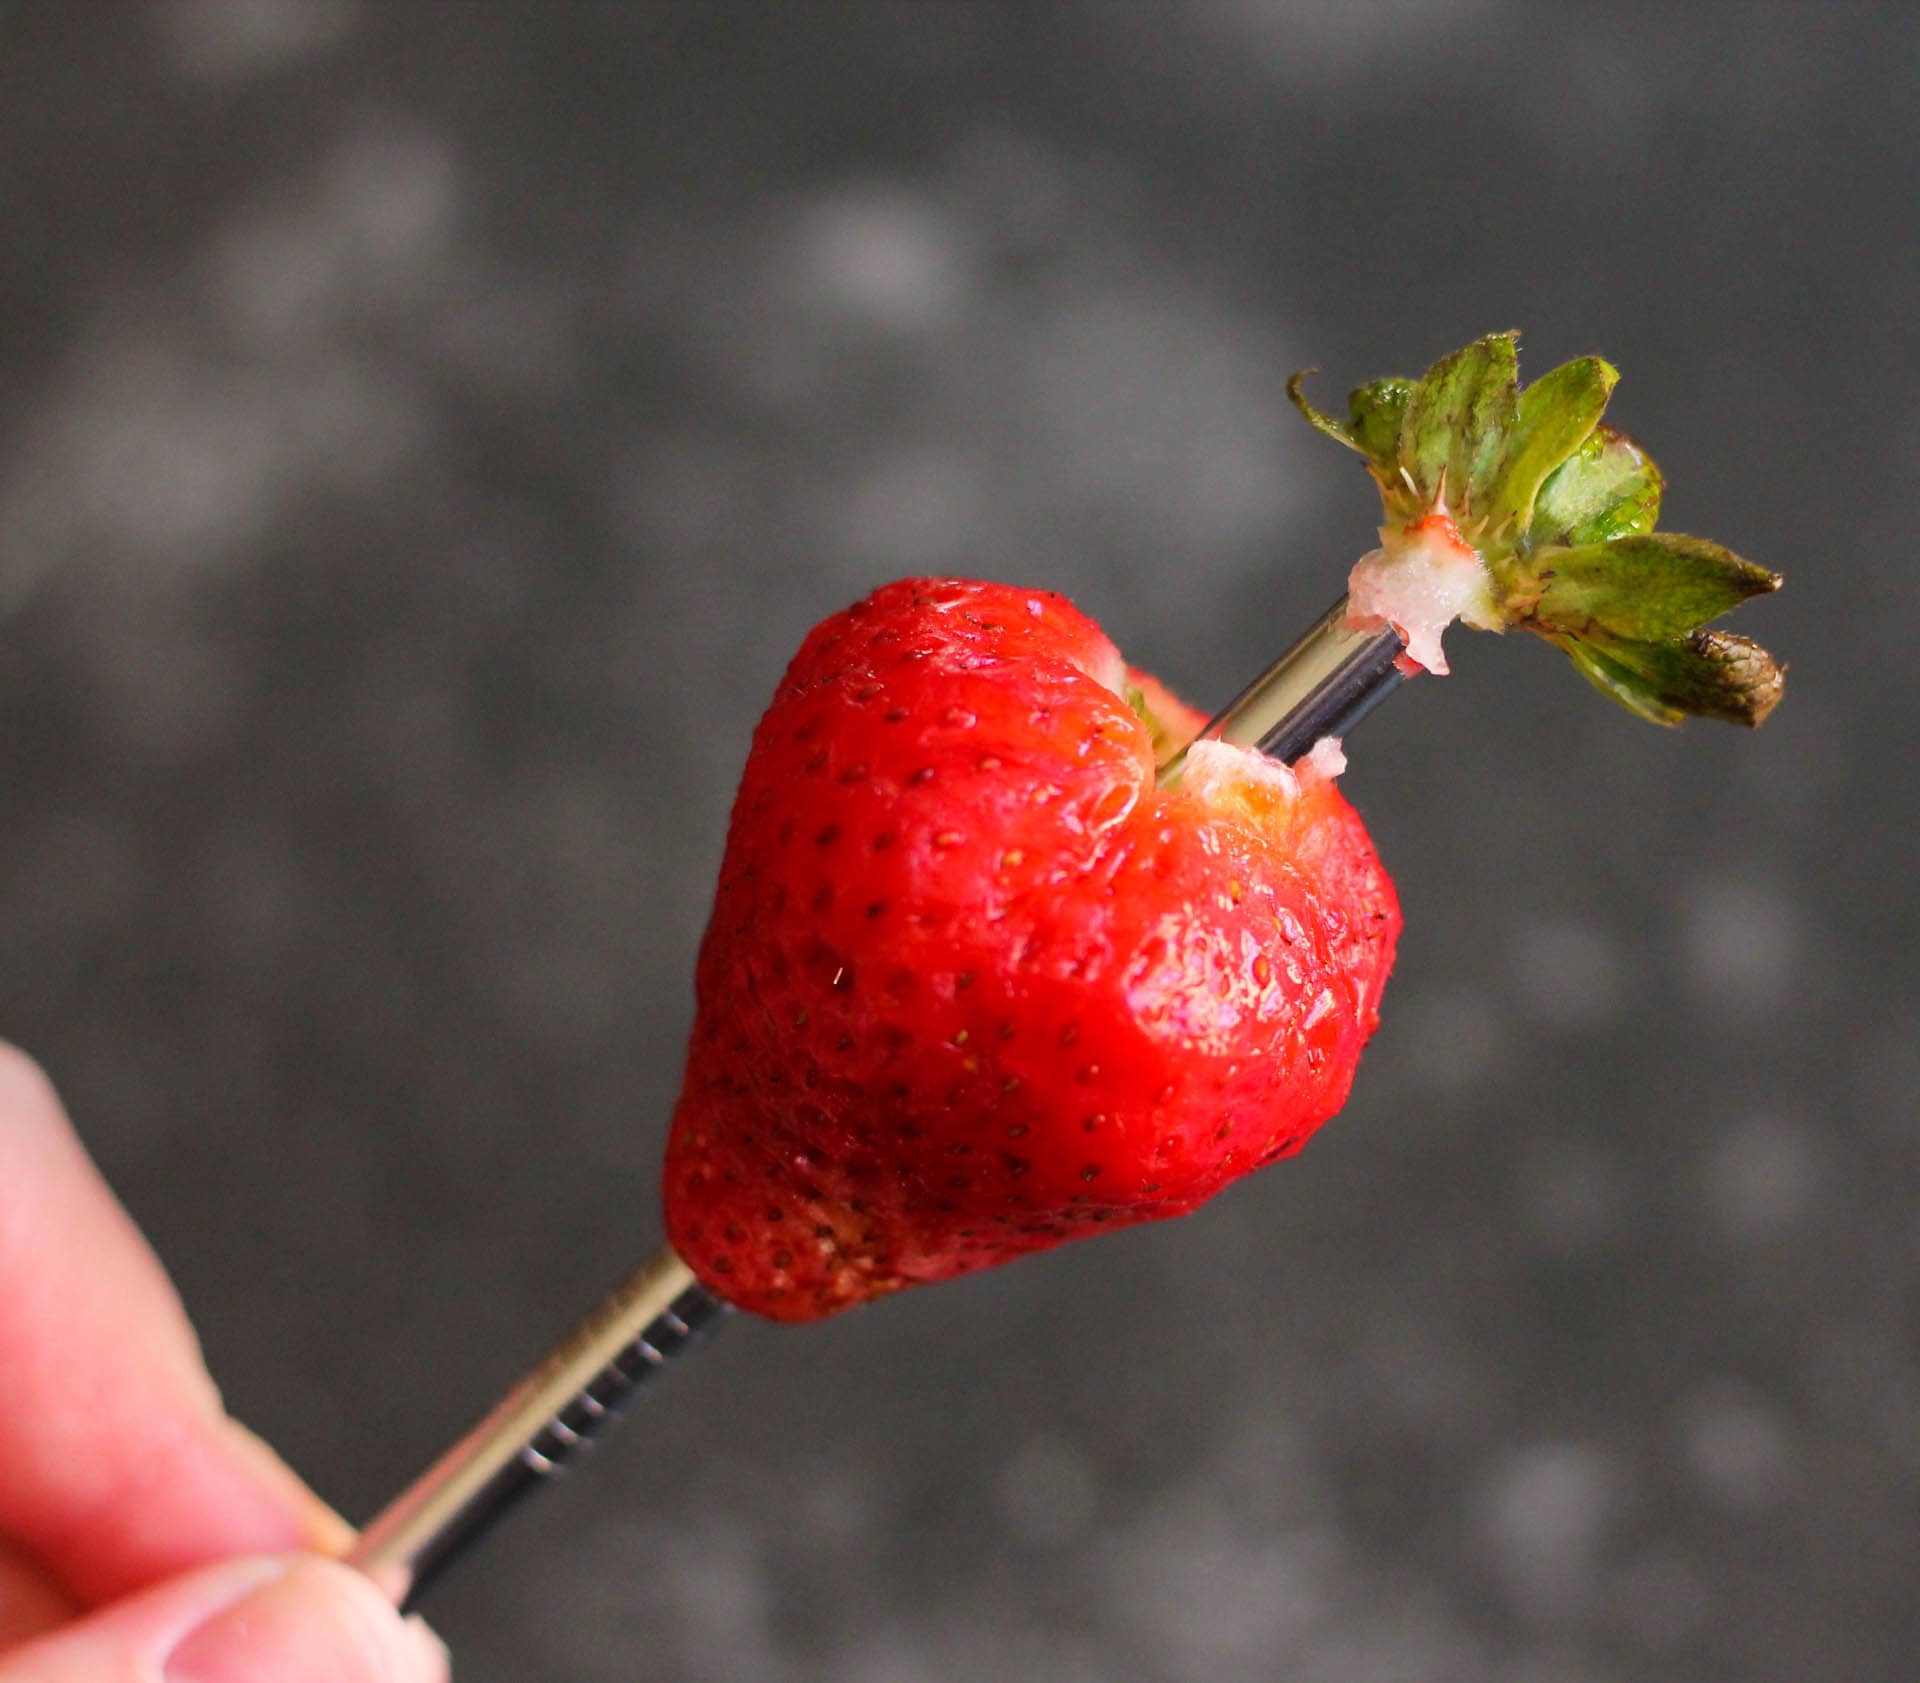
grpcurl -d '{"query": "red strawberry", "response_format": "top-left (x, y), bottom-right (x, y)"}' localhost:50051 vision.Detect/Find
top-left (661, 579), bottom-right (1398, 1321)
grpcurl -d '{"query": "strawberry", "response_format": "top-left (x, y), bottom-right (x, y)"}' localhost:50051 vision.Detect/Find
top-left (662, 580), bottom-right (1398, 1321)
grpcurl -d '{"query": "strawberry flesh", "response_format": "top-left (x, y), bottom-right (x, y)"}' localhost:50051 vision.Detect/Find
top-left (662, 580), bottom-right (1399, 1321)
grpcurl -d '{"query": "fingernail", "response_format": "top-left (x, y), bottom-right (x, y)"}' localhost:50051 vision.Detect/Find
top-left (165, 1558), bottom-right (448, 1683)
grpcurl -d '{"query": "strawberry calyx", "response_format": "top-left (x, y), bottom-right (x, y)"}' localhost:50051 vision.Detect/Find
top-left (1289, 332), bottom-right (1785, 726)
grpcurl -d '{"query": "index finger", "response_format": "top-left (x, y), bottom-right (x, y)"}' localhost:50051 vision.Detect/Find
top-left (0, 1044), bottom-right (348, 1604)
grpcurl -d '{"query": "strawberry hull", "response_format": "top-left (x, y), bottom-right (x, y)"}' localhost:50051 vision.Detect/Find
top-left (662, 580), bottom-right (1399, 1321)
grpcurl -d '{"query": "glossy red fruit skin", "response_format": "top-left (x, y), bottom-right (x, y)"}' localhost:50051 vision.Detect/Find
top-left (662, 579), bottom-right (1399, 1321)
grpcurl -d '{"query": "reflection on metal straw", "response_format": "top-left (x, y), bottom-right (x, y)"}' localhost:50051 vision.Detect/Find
top-left (1158, 596), bottom-right (1404, 787)
top-left (349, 592), bottom-right (1404, 1609)
top-left (347, 1249), bottom-right (728, 1609)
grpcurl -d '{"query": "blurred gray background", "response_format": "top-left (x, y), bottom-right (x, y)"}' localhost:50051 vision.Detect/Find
top-left (1, 3), bottom-right (1912, 1679)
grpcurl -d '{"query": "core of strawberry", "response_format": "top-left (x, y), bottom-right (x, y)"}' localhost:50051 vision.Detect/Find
top-left (661, 580), bottom-right (1399, 1321)
top-left (1290, 331), bottom-right (1786, 724)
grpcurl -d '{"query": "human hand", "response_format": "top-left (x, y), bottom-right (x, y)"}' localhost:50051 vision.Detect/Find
top-left (0, 1044), bottom-right (448, 1681)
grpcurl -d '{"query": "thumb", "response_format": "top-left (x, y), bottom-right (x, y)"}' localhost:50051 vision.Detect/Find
top-left (0, 1555), bottom-right (449, 1683)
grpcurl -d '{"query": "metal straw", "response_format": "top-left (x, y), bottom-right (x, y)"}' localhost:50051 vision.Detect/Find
top-left (348, 595), bottom-right (1405, 1609)
top-left (347, 1249), bottom-right (727, 1607)
top-left (1158, 597), bottom-right (1404, 784)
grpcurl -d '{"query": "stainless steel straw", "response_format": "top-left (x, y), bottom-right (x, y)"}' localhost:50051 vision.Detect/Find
top-left (348, 597), bottom-right (1405, 1609)
top-left (1157, 597), bottom-right (1404, 784)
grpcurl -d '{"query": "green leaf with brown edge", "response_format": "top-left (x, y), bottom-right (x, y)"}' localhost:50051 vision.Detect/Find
top-left (1398, 332), bottom-right (1518, 510)
top-left (1530, 424), bottom-right (1664, 548)
top-left (1347, 377), bottom-right (1415, 466)
top-left (1484, 355), bottom-right (1616, 539)
top-left (1555, 628), bottom-right (1785, 727)
top-left (1557, 636), bottom-right (1686, 726)
top-left (1285, 369), bottom-right (1367, 456)
top-left (1528, 533), bottom-right (1781, 643)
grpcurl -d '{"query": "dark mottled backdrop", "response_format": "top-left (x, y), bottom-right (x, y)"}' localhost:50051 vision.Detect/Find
top-left (1, 3), bottom-right (1912, 1680)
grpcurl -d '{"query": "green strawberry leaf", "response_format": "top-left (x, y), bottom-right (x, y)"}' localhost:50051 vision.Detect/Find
top-left (1556, 628), bottom-right (1785, 728)
top-left (1285, 370), bottom-right (1368, 457)
top-left (1529, 533), bottom-right (1781, 643)
top-left (1347, 377), bottom-right (1415, 466)
top-left (1398, 332), bottom-right (1518, 512)
top-left (1558, 636), bottom-right (1687, 725)
top-left (1484, 355), bottom-right (1616, 540)
top-left (1529, 424), bottom-right (1664, 548)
